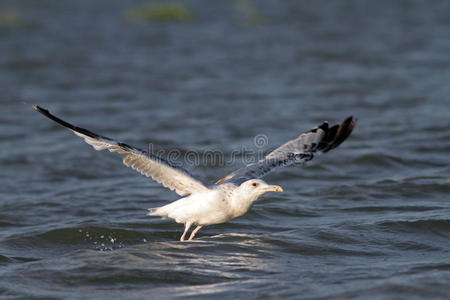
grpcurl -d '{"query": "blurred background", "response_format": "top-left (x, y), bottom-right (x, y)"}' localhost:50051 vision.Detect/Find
top-left (1, 0), bottom-right (449, 299)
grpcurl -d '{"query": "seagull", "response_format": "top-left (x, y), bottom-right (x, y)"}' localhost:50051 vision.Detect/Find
top-left (33, 105), bottom-right (356, 241)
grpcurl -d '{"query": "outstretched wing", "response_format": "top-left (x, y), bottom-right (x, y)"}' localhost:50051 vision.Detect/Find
top-left (215, 116), bottom-right (357, 185)
top-left (33, 106), bottom-right (209, 196)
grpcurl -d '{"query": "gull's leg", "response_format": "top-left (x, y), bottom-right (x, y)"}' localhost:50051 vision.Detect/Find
top-left (180, 222), bottom-right (192, 241)
top-left (188, 226), bottom-right (203, 241)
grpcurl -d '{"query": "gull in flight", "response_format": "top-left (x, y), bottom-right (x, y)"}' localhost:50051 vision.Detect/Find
top-left (33, 106), bottom-right (356, 241)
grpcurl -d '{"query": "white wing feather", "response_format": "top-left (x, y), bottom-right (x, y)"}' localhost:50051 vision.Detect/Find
top-left (33, 106), bottom-right (209, 196)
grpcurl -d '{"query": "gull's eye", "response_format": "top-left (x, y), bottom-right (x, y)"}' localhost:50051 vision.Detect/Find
top-left (252, 182), bottom-right (259, 187)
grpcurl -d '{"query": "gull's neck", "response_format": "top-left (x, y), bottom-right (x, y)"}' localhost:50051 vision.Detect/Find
top-left (229, 188), bottom-right (260, 218)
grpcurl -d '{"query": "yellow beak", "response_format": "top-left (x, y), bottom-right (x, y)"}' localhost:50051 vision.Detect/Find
top-left (268, 185), bottom-right (283, 192)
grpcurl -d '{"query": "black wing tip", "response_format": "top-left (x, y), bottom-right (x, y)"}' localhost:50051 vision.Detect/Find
top-left (32, 105), bottom-right (48, 115)
top-left (320, 115), bottom-right (357, 153)
top-left (32, 104), bottom-right (101, 140)
top-left (32, 105), bottom-right (63, 123)
top-left (344, 115), bottom-right (358, 126)
top-left (343, 115), bottom-right (357, 134)
top-left (341, 115), bottom-right (357, 134)
top-left (33, 104), bottom-right (73, 128)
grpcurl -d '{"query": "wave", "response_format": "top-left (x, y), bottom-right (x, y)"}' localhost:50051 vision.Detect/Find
top-left (376, 218), bottom-right (450, 236)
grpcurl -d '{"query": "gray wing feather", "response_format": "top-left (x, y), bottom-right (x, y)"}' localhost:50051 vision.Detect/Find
top-left (33, 106), bottom-right (209, 196)
top-left (216, 116), bottom-right (357, 184)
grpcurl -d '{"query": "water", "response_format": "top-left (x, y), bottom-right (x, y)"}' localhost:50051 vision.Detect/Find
top-left (1, 0), bottom-right (450, 299)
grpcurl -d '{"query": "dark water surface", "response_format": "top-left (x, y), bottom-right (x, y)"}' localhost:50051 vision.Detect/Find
top-left (1, 1), bottom-right (450, 299)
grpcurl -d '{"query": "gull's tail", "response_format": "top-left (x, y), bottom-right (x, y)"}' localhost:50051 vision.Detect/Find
top-left (147, 207), bottom-right (164, 217)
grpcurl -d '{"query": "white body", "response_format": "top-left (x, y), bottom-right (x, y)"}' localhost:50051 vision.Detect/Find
top-left (149, 183), bottom-right (258, 226)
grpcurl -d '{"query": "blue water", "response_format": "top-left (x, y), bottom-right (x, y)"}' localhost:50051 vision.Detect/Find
top-left (1, 1), bottom-right (450, 299)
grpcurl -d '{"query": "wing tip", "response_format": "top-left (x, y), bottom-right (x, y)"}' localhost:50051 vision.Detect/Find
top-left (32, 105), bottom-right (48, 115)
top-left (322, 115), bottom-right (357, 152)
top-left (32, 105), bottom-right (101, 140)
top-left (344, 115), bottom-right (358, 126)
